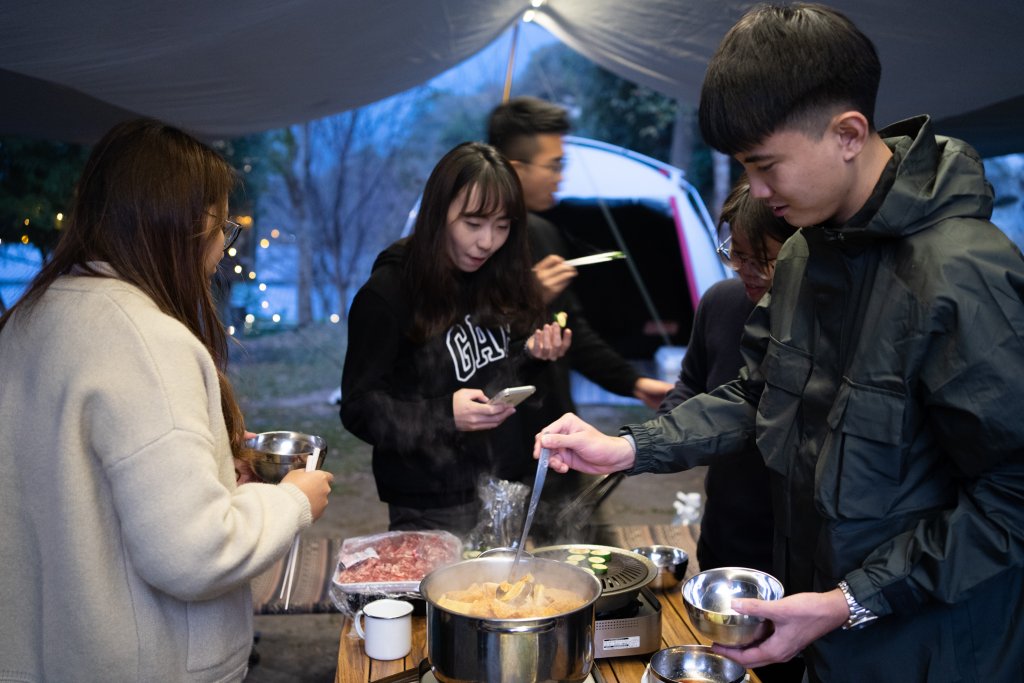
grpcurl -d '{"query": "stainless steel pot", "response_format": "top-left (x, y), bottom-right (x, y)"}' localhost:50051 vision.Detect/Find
top-left (420, 556), bottom-right (602, 683)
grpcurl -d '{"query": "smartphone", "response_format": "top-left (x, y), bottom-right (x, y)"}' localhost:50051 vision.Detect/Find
top-left (487, 385), bottom-right (536, 407)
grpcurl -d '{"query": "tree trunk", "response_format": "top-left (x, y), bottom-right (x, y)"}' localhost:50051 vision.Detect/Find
top-left (337, 280), bottom-right (349, 322)
top-left (711, 150), bottom-right (732, 225)
top-left (669, 106), bottom-right (695, 173)
top-left (295, 216), bottom-right (314, 327)
top-left (294, 124), bottom-right (314, 327)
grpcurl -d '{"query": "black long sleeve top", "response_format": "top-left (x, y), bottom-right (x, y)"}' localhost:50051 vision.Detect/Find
top-left (658, 277), bottom-right (775, 573)
top-left (340, 241), bottom-right (542, 508)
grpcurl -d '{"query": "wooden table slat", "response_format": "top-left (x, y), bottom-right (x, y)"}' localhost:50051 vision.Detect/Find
top-left (601, 654), bottom-right (649, 681)
top-left (337, 625), bottom-right (374, 680)
top-left (657, 591), bottom-right (698, 647)
top-left (662, 587), bottom-right (712, 646)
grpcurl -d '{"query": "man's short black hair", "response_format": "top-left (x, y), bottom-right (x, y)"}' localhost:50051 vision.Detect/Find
top-left (699, 3), bottom-right (881, 155)
top-left (487, 96), bottom-right (571, 162)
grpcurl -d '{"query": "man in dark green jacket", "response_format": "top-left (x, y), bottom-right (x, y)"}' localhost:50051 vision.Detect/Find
top-left (535, 4), bottom-right (1024, 682)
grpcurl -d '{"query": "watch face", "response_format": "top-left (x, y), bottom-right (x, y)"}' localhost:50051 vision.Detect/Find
top-left (845, 612), bottom-right (878, 630)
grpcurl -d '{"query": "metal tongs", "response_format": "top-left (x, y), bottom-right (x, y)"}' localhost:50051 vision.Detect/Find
top-left (554, 471), bottom-right (626, 532)
top-left (496, 446), bottom-right (550, 600)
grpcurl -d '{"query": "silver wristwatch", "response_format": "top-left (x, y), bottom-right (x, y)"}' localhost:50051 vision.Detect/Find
top-left (837, 580), bottom-right (877, 630)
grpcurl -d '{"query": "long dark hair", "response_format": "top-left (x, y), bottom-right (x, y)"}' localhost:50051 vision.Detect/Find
top-left (405, 142), bottom-right (542, 342)
top-left (0, 118), bottom-right (248, 455)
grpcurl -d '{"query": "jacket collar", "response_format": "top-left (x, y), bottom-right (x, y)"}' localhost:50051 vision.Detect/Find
top-left (843, 115), bottom-right (993, 243)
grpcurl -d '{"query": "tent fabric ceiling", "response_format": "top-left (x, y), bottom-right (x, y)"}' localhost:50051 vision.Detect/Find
top-left (2, 0), bottom-right (1022, 154)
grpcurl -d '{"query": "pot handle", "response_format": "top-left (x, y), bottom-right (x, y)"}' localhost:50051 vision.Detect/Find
top-left (479, 547), bottom-right (533, 559)
top-left (479, 619), bottom-right (555, 634)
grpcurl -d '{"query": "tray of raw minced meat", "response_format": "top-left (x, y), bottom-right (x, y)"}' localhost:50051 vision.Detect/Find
top-left (329, 530), bottom-right (462, 614)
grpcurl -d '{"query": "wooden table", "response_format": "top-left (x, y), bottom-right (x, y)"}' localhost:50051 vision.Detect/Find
top-left (335, 524), bottom-right (761, 683)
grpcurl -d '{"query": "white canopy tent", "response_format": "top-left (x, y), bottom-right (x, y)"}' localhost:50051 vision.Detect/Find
top-left (2, 0), bottom-right (1023, 154)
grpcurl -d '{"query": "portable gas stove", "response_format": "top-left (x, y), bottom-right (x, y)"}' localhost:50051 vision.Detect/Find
top-left (594, 586), bottom-right (662, 658)
top-left (532, 544), bottom-right (663, 659)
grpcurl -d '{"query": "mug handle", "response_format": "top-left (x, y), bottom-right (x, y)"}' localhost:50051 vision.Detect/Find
top-left (353, 609), bottom-right (366, 640)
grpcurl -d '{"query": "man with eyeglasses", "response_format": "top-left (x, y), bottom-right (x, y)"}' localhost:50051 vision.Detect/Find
top-left (488, 97), bottom-right (672, 542)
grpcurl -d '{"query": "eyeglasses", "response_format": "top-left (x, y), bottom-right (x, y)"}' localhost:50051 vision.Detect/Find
top-left (208, 213), bottom-right (242, 251)
top-left (716, 235), bottom-right (776, 279)
top-left (518, 158), bottom-right (566, 174)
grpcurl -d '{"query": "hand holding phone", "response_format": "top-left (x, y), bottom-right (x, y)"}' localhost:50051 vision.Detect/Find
top-left (487, 385), bottom-right (536, 408)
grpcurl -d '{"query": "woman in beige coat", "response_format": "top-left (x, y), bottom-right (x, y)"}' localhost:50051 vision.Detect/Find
top-left (0, 119), bottom-right (333, 682)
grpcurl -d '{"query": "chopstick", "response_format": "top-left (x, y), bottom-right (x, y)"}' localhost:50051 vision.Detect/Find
top-left (280, 447), bottom-right (323, 610)
top-left (280, 537), bottom-right (301, 611)
top-left (563, 250), bottom-right (626, 267)
top-left (305, 447), bottom-right (321, 473)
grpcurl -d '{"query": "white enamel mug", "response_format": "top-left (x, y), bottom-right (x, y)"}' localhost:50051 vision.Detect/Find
top-left (353, 598), bottom-right (414, 660)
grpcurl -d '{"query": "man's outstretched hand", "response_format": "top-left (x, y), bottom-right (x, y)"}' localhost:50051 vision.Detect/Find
top-left (534, 413), bottom-right (637, 474)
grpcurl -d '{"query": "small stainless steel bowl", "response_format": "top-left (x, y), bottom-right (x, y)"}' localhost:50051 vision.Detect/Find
top-left (245, 431), bottom-right (327, 483)
top-left (649, 644), bottom-right (746, 683)
top-left (630, 545), bottom-right (689, 591)
top-left (682, 567), bottom-right (784, 647)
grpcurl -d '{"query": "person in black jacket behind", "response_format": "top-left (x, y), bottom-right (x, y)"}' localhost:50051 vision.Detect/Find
top-left (341, 142), bottom-right (571, 534)
top-left (659, 176), bottom-right (801, 683)
top-left (488, 97), bottom-right (672, 542)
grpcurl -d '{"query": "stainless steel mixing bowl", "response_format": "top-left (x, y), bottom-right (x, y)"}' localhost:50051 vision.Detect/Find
top-left (648, 644), bottom-right (746, 683)
top-left (630, 545), bottom-right (689, 591)
top-left (245, 431), bottom-right (327, 483)
top-left (682, 566), bottom-right (784, 647)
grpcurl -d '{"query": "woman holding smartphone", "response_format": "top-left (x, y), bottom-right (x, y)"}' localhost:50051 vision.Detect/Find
top-left (341, 142), bottom-right (570, 534)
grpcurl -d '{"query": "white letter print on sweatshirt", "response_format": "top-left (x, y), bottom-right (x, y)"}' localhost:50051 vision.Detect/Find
top-left (446, 315), bottom-right (510, 382)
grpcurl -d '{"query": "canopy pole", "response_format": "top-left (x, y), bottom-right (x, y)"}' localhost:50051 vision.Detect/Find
top-left (502, 21), bottom-right (521, 103)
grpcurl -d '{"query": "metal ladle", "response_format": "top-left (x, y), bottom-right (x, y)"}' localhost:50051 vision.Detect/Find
top-left (496, 446), bottom-right (550, 600)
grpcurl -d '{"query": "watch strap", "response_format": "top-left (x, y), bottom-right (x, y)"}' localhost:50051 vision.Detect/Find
top-left (838, 579), bottom-right (877, 630)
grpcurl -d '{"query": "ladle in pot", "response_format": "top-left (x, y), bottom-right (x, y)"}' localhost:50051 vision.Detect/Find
top-left (496, 446), bottom-right (550, 600)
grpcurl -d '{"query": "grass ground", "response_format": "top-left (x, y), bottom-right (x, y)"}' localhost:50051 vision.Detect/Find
top-left (230, 324), bottom-right (706, 682)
